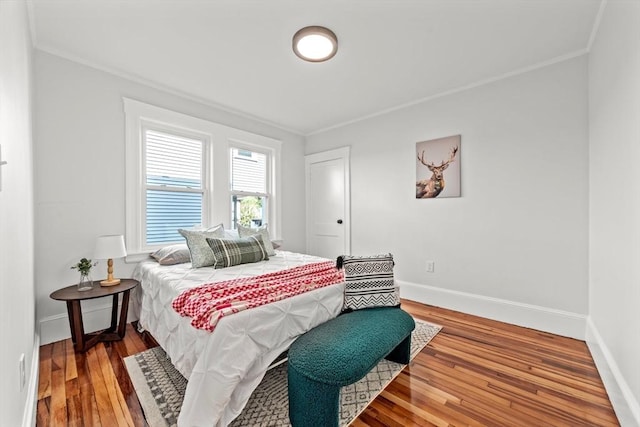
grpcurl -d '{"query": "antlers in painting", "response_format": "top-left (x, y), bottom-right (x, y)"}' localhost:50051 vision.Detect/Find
top-left (416, 146), bottom-right (459, 198)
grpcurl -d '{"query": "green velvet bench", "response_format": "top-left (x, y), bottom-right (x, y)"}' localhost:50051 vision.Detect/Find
top-left (287, 307), bottom-right (415, 427)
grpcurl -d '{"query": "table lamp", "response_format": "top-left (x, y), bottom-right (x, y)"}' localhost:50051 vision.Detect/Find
top-left (94, 235), bottom-right (127, 286)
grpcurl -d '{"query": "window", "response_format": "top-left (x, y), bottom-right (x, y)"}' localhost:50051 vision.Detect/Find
top-left (230, 148), bottom-right (269, 229)
top-left (144, 129), bottom-right (205, 245)
top-left (124, 98), bottom-right (282, 258)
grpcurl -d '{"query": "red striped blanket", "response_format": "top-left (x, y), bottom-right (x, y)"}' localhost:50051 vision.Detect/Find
top-left (172, 261), bottom-right (344, 332)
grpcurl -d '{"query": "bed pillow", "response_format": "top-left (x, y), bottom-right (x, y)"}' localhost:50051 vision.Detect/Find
top-left (205, 235), bottom-right (269, 269)
top-left (223, 229), bottom-right (240, 240)
top-left (150, 244), bottom-right (191, 265)
top-left (178, 224), bottom-right (224, 268)
top-left (237, 224), bottom-right (276, 256)
top-left (338, 253), bottom-right (400, 311)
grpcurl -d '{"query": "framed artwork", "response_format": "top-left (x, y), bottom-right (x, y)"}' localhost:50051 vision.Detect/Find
top-left (416, 135), bottom-right (461, 199)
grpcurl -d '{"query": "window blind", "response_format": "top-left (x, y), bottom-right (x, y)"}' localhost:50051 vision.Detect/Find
top-left (145, 130), bottom-right (204, 245)
top-left (231, 149), bottom-right (266, 193)
top-left (230, 148), bottom-right (268, 229)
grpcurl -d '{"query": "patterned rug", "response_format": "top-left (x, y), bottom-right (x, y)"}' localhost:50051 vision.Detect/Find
top-left (124, 319), bottom-right (441, 427)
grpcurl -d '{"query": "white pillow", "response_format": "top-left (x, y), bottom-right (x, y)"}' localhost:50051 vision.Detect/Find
top-left (237, 224), bottom-right (275, 256)
top-left (150, 244), bottom-right (191, 265)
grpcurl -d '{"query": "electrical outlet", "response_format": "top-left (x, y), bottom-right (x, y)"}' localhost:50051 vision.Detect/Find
top-left (426, 260), bottom-right (435, 273)
top-left (19, 353), bottom-right (25, 391)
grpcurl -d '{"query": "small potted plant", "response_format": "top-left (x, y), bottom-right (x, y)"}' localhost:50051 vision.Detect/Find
top-left (71, 257), bottom-right (97, 291)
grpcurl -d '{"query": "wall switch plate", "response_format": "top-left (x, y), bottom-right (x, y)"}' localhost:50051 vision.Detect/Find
top-left (426, 260), bottom-right (435, 273)
top-left (19, 353), bottom-right (25, 391)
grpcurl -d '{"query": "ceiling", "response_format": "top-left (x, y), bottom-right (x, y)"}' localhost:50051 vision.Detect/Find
top-left (30, 0), bottom-right (602, 135)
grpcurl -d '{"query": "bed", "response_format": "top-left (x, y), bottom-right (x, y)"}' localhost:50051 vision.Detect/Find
top-left (132, 250), bottom-right (345, 427)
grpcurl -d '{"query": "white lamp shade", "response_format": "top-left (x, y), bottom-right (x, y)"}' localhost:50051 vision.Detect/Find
top-left (94, 235), bottom-right (127, 259)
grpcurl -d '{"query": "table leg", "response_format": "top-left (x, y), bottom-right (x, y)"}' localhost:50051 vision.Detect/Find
top-left (66, 302), bottom-right (77, 344)
top-left (109, 294), bottom-right (119, 332)
top-left (69, 300), bottom-right (85, 352)
top-left (117, 290), bottom-right (131, 338)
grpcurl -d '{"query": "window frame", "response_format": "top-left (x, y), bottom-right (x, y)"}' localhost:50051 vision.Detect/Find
top-left (141, 124), bottom-right (210, 247)
top-left (229, 143), bottom-right (272, 230)
top-left (124, 98), bottom-right (281, 261)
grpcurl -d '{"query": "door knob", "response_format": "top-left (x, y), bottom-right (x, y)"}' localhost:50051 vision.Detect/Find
top-left (337, 219), bottom-right (343, 224)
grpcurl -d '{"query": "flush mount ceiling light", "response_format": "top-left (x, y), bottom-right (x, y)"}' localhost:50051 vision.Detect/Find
top-left (292, 26), bottom-right (338, 62)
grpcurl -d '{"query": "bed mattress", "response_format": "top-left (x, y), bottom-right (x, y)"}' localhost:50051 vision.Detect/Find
top-left (132, 250), bottom-right (344, 427)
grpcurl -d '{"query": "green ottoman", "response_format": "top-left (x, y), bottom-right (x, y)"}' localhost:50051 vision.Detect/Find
top-left (287, 307), bottom-right (415, 427)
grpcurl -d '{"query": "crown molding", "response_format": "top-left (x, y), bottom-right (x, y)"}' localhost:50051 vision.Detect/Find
top-left (34, 45), bottom-right (305, 137)
top-left (306, 48), bottom-right (588, 136)
top-left (32, 29), bottom-right (593, 138)
top-left (25, 0), bottom-right (37, 48)
top-left (587, 0), bottom-right (608, 52)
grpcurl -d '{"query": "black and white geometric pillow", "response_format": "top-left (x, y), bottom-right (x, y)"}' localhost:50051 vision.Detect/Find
top-left (338, 253), bottom-right (400, 311)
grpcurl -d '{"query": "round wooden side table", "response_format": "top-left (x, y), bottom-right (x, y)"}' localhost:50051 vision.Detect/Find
top-left (50, 279), bottom-right (139, 352)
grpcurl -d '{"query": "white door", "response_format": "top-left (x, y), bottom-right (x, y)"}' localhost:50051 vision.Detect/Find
top-left (305, 147), bottom-right (350, 259)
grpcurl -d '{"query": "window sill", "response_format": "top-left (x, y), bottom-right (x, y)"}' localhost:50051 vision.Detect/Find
top-left (125, 252), bottom-right (152, 264)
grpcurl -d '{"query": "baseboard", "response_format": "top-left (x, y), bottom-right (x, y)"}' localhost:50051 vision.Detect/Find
top-left (586, 317), bottom-right (640, 427)
top-left (39, 302), bottom-right (139, 346)
top-left (22, 332), bottom-right (39, 427)
top-left (398, 280), bottom-right (587, 340)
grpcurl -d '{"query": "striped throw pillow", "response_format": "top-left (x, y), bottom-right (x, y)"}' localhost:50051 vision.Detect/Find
top-left (205, 235), bottom-right (269, 269)
top-left (339, 253), bottom-right (400, 310)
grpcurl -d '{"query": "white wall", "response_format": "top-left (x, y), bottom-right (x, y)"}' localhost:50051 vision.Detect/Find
top-left (588, 1), bottom-right (640, 425)
top-left (307, 57), bottom-right (589, 337)
top-left (0, 1), bottom-right (37, 425)
top-left (34, 51), bottom-right (307, 344)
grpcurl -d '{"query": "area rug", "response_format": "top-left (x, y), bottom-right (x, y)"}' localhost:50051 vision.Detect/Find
top-left (124, 319), bottom-right (441, 427)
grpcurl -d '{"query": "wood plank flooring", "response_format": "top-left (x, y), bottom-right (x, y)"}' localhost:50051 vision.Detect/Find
top-left (37, 301), bottom-right (619, 426)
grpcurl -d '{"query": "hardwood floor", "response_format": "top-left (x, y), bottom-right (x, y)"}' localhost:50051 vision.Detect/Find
top-left (37, 301), bottom-right (619, 426)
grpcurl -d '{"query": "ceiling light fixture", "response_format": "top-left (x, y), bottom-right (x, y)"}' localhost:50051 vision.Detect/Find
top-left (292, 26), bottom-right (338, 62)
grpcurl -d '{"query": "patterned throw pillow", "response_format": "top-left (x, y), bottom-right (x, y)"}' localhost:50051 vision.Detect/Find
top-left (150, 244), bottom-right (191, 265)
top-left (206, 235), bottom-right (269, 269)
top-left (178, 224), bottom-right (224, 268)
top-left (237, 224), bottom-right (276, 256)
top-left (338, 253), bottom-right (400, 311)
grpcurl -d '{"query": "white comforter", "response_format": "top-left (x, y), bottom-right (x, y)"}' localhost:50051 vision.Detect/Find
top-left (132, 251), bottom-right (344, 427)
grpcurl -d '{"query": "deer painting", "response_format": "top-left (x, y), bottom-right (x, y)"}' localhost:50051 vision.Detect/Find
top-left (416, 145), bottom-right (459, 198)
